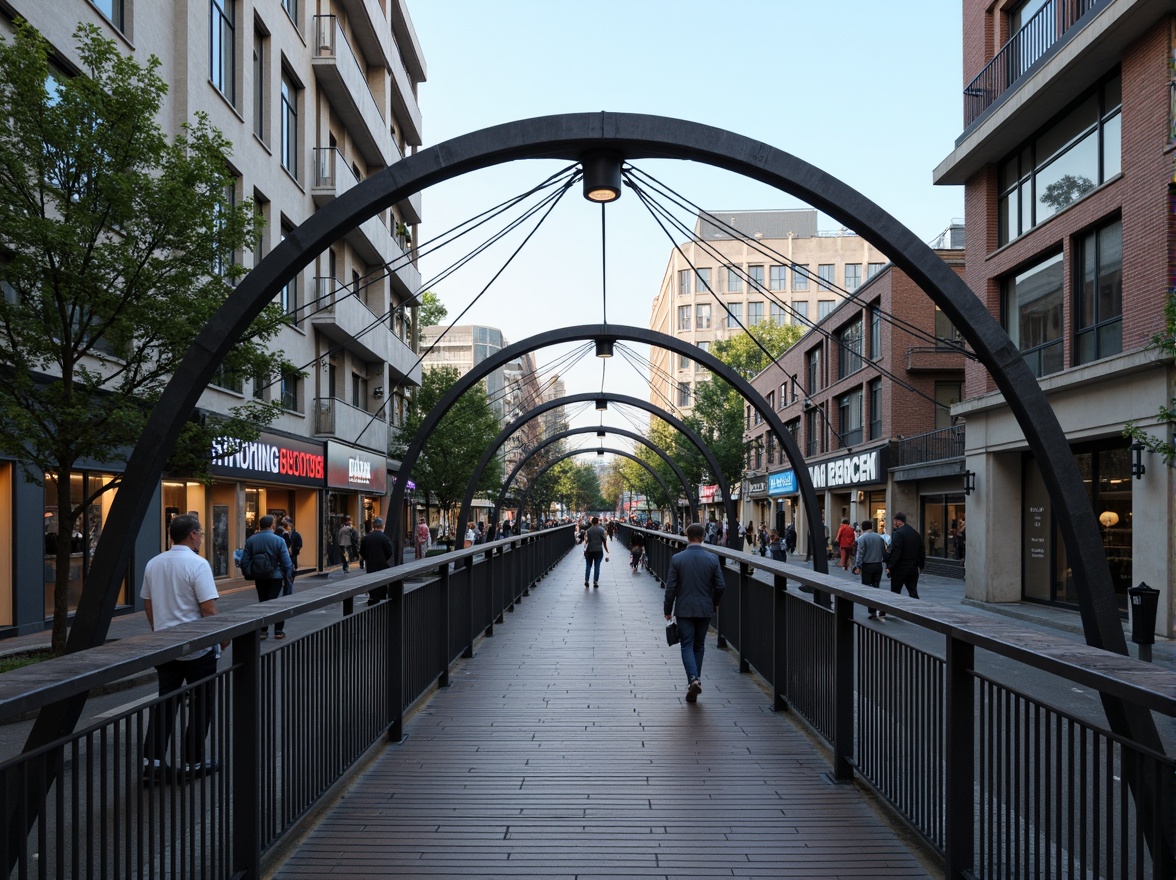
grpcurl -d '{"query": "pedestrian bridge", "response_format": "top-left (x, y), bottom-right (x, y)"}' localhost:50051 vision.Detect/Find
top-left (1, 526), bottom-right (1171, 879)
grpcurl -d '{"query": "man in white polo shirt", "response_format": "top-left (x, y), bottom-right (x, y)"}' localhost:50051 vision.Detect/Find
top-left (140, 514), bottom-right (225, 783)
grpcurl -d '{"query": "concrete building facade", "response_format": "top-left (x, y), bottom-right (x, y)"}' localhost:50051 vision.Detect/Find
top-left (934, 0), bottom-right (1174, 636)
top-left (0, 0), bottom-right (426, 635)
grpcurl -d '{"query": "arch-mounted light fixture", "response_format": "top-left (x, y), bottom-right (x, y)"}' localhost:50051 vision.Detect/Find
top-left (595, 338), bottom-right (615, 358)
top-left (595, 398), bottom-right (608, 411)
top-left (597, 430), bottom-right (606, 438)
top-left (581, 150), bottom-right (623, 203)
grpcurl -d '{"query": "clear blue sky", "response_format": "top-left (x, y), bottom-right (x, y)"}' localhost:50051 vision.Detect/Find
top-left (408, 0), bottom-right (966, 444)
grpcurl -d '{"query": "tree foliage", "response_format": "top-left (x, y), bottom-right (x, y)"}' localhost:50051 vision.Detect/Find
top-left (417, 289), bottom-right (447, 328)
top-left (391, 366), bottom-right (503, 531)
top-left (0, 23), bottom-right (290, 651)
top-left (1124, 293), bottom-right (1176, 464)
top-left (711, 319), bottom-right (804, 380)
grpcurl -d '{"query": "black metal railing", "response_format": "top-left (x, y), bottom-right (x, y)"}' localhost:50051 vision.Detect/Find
top-left (896, 424), bottom-right (965, 467)
top-left (963, 0), bottom-right (1105, 126)
top-left (615, 523), bottom-right (1174, 879)
top-left (0, 526), bottom-right (574, 879)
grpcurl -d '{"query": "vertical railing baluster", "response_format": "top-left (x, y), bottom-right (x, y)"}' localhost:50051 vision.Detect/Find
top-left (738, 561), bottom-right (751, 673)
top-left (832, 596), bottom-right (854, 781)
top-left (388, 579), bottom-right (405, 743)
top-left (945, 635), bottom-right (975, 879)
top-left (438, 560), bottom-right (451, 688)
top-left (231, 630), bottom-right (261, 880)
top-left (772, 574), bottom-right (788, 712)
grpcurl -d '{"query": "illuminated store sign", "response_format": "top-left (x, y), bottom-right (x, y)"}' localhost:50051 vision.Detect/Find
top-left (209, 434), bottom-right (324, 487)
top-left (326, 441), bottom-right (388, 493)
top-left (768, 470), bottom-right (797, 496)
top-left (807, 448), bottom-right (887, 490)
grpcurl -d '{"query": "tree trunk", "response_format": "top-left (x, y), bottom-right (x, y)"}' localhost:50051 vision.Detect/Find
top-left (51, 469), bottom-right (75, 655)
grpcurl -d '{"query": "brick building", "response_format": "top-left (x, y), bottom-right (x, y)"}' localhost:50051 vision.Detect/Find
top-left (745, 249), bottom-right (967, 571)
top-left (933, 0), bottom-right (1174, 635)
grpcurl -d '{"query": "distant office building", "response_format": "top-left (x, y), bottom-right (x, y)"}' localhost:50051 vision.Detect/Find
top-left (648, 210), bottom-right (887, 418)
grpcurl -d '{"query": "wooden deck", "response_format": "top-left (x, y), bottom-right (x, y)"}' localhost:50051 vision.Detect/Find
top-left (274, 551), bottom-right (934, 879)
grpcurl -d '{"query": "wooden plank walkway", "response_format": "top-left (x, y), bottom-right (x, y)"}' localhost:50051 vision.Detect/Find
top-left (275, 551), bottom-right (934, 879)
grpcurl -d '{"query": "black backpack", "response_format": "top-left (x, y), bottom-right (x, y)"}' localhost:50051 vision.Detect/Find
top-left (242, 543), bottom-right (276, 579)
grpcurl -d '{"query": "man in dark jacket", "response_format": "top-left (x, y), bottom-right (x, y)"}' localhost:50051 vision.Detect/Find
top-left (663, 523), bottom-right (725, 703)
top-left (360, 517), bottom-right (396, 605)
top-left (886, 512), bottom-right (925, 599)
top-left (241, 515), bottom-right (294, 640)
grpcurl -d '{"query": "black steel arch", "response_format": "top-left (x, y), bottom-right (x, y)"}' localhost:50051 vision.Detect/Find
top-left (49, 110), bottom-right (1150, 771)
top-left (488, 426), bottom-right (693, 531)
top-left (397, 326), bottom-right (809, 562)
top-left (457, 392), bottom-right (727, 540)
top-left (513, 448), bottom-right (673, 531)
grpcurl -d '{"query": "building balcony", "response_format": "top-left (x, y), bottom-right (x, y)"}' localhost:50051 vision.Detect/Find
top-left (310, 277), bottom-right (420, 384)
top-left (312, 15), bottom-right (395, 168)
top-left (905, 345), bottom-right (967, 373)
top-left (313, 396), bottom-right (389, 453)
top-left (893, 425), bottom-right (966, 483)
top-left (935, 0), bottom-right (1167, 185)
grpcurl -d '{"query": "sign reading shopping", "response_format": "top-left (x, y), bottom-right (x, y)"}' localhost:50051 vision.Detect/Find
top-left (325, 441), bottom-right (388, 494)
top-left (807, 448), bottom-right (885, 489)
top-left (210, 433), bottom-right (325, 487)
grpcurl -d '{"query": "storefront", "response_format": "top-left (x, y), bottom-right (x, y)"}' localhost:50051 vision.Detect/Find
top-left (745, 478), bottom-right (768, 533)
top-left (207, 432), bottom-right (325, 579)
top-left (767, 469), bottom-right (798, 544)
top-left (797, 446), bottom-right (890, 559)
top-left (325, 441), bottom-right (388, 565)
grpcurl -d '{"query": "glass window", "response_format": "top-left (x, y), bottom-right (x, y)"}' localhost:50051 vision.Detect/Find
top-left (844, 264), bottom-right (862, 292)
top-left (770, 303), bottom-right (787, 324)
top-left (281, 371), bottom-right (301, 411)
top-left (838, 320), bottom-right (863, 377)
top-left (694, 267), bottom-right (711, 293)
top-left (770, 265), bottom-right (787, 290)
top-left (804, 407), bottom-right (821, 456)
top-left (678, 269), bottom-right (692, 296)
top-left (869, 379), bottom-right (882, 440)
top-left (253, 33), bottom-right (265, 141)
top-left (747, 301), bottom-right (764, 326)
top-left (935, 381), bottom-right (961, 430)
top-left (839, 388), bottom-right (863, 447)
top-left (678, 353), bottom-right (690, 370)
top-left (817, 300), bottom-right (835, 320)
top-left (282, 0), bottom-right (298, 23)
top-left (280, 70), bottom-right (298, 178)
top-left (749, 265), bottom-right (765, 290)
top-left (726, 267), bottom-right (743, 293)
top-left (1074, 216), bottom-right (1122, 365)
top-left (867, 262), bottom-right (885, 280)
top-left (870, 305), bottom-right (881, 359)
top-left (792, 301), bottom-right (809, 325)
top-left (793, 265), bottom-right (809, 291)
top-left (726, 301), bottom-right (743, 328)
top-left (934, 308), bottom-right (962, 347)
top-left (44, 471), bottom-right (127, 616)
top-left (677, 305), bottom-right (691, 331)
top-left (818, 264), bottom-right (835, 291)
top-left (921, 493), bottom-right (967, 561)
top-left (91, 0), bottom-right (125, 31)
top-left (212, 176), bottom-right (238, 278)
top-left (695, 303), bottom-right (711, 329)
top-left (677, 382), bottom-right (691, 407)
top-left (806, 348), bottom-right (821, 393)
top-left (279, 223), bottom-right (297, 318)
top-left (210, 0), bottom-right (235, 103)
top-left (1002, 252), bottom-right (1064, 378)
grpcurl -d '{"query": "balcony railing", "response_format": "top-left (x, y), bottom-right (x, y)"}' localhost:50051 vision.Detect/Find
top-left (896, 424), bottom-right (964, 467)
top-left (963, 0), bottom-right (1105, 126)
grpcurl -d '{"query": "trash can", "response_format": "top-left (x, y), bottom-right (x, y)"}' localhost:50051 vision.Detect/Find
top-left (1127, 582), bottom-right (1159, 646)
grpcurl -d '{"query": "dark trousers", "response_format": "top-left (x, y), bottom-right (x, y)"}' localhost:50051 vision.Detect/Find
top-left (143, 652), bottom-right (217, 766)
top-left (889, 567), bottom-right (920, 599)
top-left (860, 562), bottom-right (883, 615)
top-left (255, 577), bottom-right (285, 633)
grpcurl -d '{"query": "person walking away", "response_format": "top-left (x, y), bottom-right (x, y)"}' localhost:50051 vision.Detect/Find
top-left (281, 517), bottom-right (303, 596)
top-left (744, 520), bottom-right (755, 552)
top-left (361, 517), bottom-right (396, 604)
top-left (886, 512), bottom-right (925, 599)
top-left (835, 518), bottom-right (856, 570)
top-left (757, 523), bottom-right (769, 557)
top-left (767, 529), bottom-right (786, 562)
top-left (628, 529), bottom-right (646, 573)
top-left (140, 514), bottom-right (227, 782)
top-left (415, 516), bottom-right (430, 560)
top-left (852, 520), bottom-right (888, 619)
top-left (663, 523), bottom-right (725, 703)
top-left (582, 515), bottom-right (609, 588)
top-left (337, 517), bottom-right (358, 573)
top-left (785, 522), bottom-right (797, 554)
top-left (241, 515), bottom-right (294, 639)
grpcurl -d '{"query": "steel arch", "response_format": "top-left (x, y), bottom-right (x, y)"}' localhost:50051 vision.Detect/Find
top-left (456, 392), bottom-right (729, 539)
top-left (488, 426), bottom-right (694, 530)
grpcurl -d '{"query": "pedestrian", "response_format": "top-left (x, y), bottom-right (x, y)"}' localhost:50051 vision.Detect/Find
top-left (757, 522), bottom-right (769, 557)
top-left (415, 516), bottom-right (430, 560)
top-left (360, 517), bottom-right (396, 604)
top-left (280, 517), bottom-right (302, 597)
top-left (628, 529), bottom-right (645, 573)
top-left (337, 516), bottom-right (358, 573)
top-left (140, 514), bottom-right (227, 783)
top-left (836, 518), bottom-right (856, 570)
top-left (767, 529), bottom-right (786, 562)
top-left (785, 522), bottom-right (797, 554)
top-left (663, 522), bottom-right (725, 703)
top-left (474, 521), bottom-right (485, 545)
top-left (954, 520), bottom-right (966, 562)
top-left (485, 519), bottom-right (497, 542)
top-left (582, 515), bottom-right (609, 588)
top-left (704, 515), bottom-right (718, 546)
top-left (852, 519), bottom-right (888, 619)
top-left (745, 520), bottom-right (755, 552)
top-left (242, 514), bottom-right (294, 639)
top-left (465, 521), bottom-right (476, 549)
top-left (886, 512), bottom-right (926, 599)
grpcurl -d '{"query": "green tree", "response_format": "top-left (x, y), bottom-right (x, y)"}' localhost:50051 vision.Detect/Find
top-left (0, 23), bottom-right (289, 652)
top-left (417, 289), bottom-right (447, 328)
top-left (712, 319), bottom-right (804, 379)
top-left (392, 365), bottom-right (504, 534)
top-left (1125, 293), bottom-right (1176, 463)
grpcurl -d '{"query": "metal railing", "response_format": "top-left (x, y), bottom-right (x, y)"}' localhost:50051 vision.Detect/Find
top-left (963, 0), bottom-right (1105, 126)
top-left (0, 527), bottom-right (575, 879)
top-left (896, 424), bottom-right (965, 467)
top-left (617, 523), bottom-right (1174, 879)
